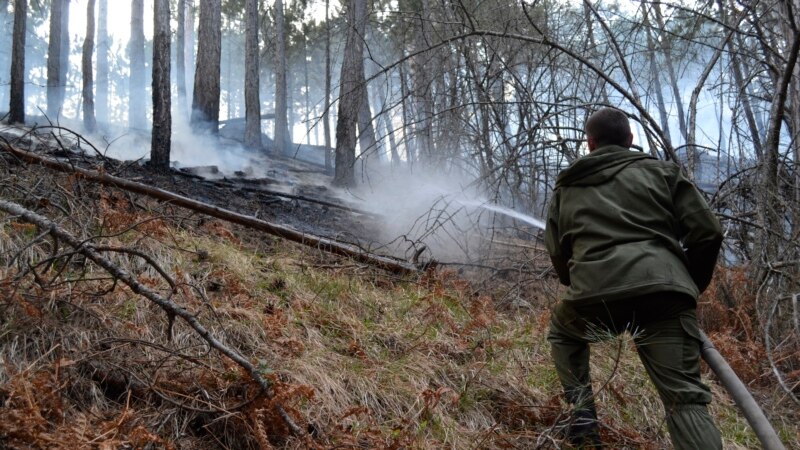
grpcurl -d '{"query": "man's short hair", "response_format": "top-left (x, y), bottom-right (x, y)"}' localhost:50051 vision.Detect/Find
top-left (585, 108), bottom-right (631, 147)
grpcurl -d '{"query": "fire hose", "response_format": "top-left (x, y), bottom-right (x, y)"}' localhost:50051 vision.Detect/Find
top-left (699, 331), bottom-right (787, 449)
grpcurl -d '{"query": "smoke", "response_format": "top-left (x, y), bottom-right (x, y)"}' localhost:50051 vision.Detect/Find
top-left (345, 164), bottom-right (545, 263)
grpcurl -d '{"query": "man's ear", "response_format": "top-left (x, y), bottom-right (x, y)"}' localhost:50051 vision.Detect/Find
top-left (587, 136), bottom-right (597, 152)
top-left (625, 133), bottom-right (634, 148)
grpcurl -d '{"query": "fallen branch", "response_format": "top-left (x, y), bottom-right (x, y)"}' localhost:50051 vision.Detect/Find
top-left (0, 198), bottom-right (304, 436)
top-left (1, 143), bottom-right (419, 275)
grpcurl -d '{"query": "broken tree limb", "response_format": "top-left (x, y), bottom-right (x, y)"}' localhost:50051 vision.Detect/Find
top-left (0, 198), bottom-right (304, 436)
top-left (1, 143), bottom-right (419, 275)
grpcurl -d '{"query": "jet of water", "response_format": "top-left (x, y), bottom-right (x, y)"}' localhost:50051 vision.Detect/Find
top-left (456, 199), bottom-right (546, 230)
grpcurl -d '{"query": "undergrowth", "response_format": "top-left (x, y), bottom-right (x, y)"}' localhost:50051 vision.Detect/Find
top-left (0, 157), bottom-right (798, 449)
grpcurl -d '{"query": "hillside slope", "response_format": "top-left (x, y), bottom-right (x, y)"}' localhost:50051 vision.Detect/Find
top-left (0, 139), bottom-right (797, 449)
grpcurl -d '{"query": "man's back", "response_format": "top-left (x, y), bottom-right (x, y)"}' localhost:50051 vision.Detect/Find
top-left (545, 144), bottom-right (722, 305)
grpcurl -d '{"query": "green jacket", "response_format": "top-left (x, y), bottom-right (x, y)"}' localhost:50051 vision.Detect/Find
top-left (544, 145), bottom-right (723, 304)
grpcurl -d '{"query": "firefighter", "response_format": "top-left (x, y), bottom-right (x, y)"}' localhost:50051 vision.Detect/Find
top-left (545, 108), bottom-right (723, 449)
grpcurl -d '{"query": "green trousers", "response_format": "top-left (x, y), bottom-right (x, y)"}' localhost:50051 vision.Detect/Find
top-left (547, 294), bottom-right (723, 449)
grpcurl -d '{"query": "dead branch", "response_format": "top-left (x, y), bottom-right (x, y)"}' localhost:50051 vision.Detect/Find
top-left (0, 198), bottom-right (304, 436)
top-left (1, 143), bottom-right (419, 275)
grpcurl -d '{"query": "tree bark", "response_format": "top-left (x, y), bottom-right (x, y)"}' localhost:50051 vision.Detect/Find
top-left (357, 75), bottom-right (378, 163)
top-left (151, 0), bottom-right (171, 171)
top-left (333, 0), bottom-right (367, 187)
top-left (191, 0), bottom-right (221, 133)
top-left (46, 0), bottom-right (65, 119)
top-left (244, 0), bottom-right (261, 149)
top-left (303, 31), bottom-right (311, 146)
top-left (177, 0), bottom-right (188, 118)
top-left (398, 60), bottom-right (414, 165)
top-left (8, 0), bottom-right (26, 124)
top-left (323, 0), bottom-right (333, 171)
top-left (274, 0), bottom-right (290, 154)
top-left (185, 0), bottom-right (196, 109)
top-left (82, 0), bottom-right (96, 132)
top-left (129, 0), bottom-right (147, 130)
top-left (96, 0), bottom-right (108, 124)
top-left (59, 0), bottom-right (70, 113)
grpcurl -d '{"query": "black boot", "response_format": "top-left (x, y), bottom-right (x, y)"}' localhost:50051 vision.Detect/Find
top-left (566, 407), bottom-right (602, 449)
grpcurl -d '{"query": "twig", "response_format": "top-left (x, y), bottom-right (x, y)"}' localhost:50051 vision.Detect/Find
top-left (0, 198), bottom-right (305, 436)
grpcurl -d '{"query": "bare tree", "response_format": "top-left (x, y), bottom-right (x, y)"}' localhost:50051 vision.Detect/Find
top-left (177, 0), bottom-right (188, 118)
top-left (191, 0), bottom-right (221, 133)
top-left (274, 0), bottom-right (290, 154)
top-left (82, 0), bottom-right (96, 132)
top-left (334, 0), bottom-right (367, 186)
top-left (150, 0), bottom-right (171, 170)
top-left (323, 0), bottom-right (333, 171)
top-left (96, 0), bottom-right (108, 124)
top-left (8, 0), bottom-right (26, 124)
top-left (244, 0), bottom-right (261, 149)
top-left (46, 0), bottom-right (68, 119)
top-left (129, 0), bottom-right (146, 130)
top-left (185, 0), bottom-right (196, 109)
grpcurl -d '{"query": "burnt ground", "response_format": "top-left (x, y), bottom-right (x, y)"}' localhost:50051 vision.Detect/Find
top-left (0, 125), bottom-right (389, 257)
top-left (118, 156), bottom-right (383, 246)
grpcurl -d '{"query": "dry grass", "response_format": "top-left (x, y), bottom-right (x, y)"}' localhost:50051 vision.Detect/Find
top-left (0, 157), bottom-right (798, 449)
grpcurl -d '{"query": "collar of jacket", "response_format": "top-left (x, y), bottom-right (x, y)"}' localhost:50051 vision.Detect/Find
top-left (555, 145), bottom-right (654, 188)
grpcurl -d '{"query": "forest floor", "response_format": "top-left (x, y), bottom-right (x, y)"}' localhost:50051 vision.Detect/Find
top-left (0, 126), bottom-right (798, 449)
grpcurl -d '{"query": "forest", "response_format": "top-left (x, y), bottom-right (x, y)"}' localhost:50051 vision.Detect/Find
top-left (0, 0), bottom-right (799, 448)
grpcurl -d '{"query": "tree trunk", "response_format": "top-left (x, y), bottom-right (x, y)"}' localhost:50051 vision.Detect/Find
top-left (642, 6), bottom-right (673, 153)
top-left (583, 2), bottom-right (609, 104)
top-left (82, 0), bottom-right (96, 132)
top-left (274, 0), bottom-right (290, 154)
top-left (303, 32), bottom-right (311, 146)
top-left (384, 109), bottom-right (399, 165)
top-left (150, 0), bottom-right (171, 170)
top-left (410, 0), bottom-right (433, 164)
top-left (323, 0), bottom-right (333, 171)
top-left (8, 0), bottom-right (26, 124)
top-left (46, 0), bottom-right (65, 119)
top-left (59, 0), bottom-right (70, 112)
top-left (758, 30), bottom-right (800, 271)
top-left (333, 0), bottom-right (367, 187)
top-left (0, 0), bottom-right (8, 110)
top-left (357, 16), bottom-right (380, 166)
top-left (652, 2), bottom-right (687, 141)
top-left (244, 0), bottom-right (261, 149)
top-left (191, 0), bottom-right (221, 133)
top-left (398, 60), bottom-right (414, 165)
top-left (185, 0), bottom-right (196, 109)
top-left (357, 76), bottom-right (377, 161)
top-left (177, 0), bottom-right (187, 118)
top-left (225, 37), bottom-right (232, 121)
top-left (129, 0), bottom-right (146, 130)
top-left (96, 0), bottom-right (108, 124)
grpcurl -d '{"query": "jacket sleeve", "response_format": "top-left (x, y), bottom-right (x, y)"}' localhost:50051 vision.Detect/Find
top-left (672, 170), bottom-right (723, 293)
top-left (545, 190), bottom-right (571, 286)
